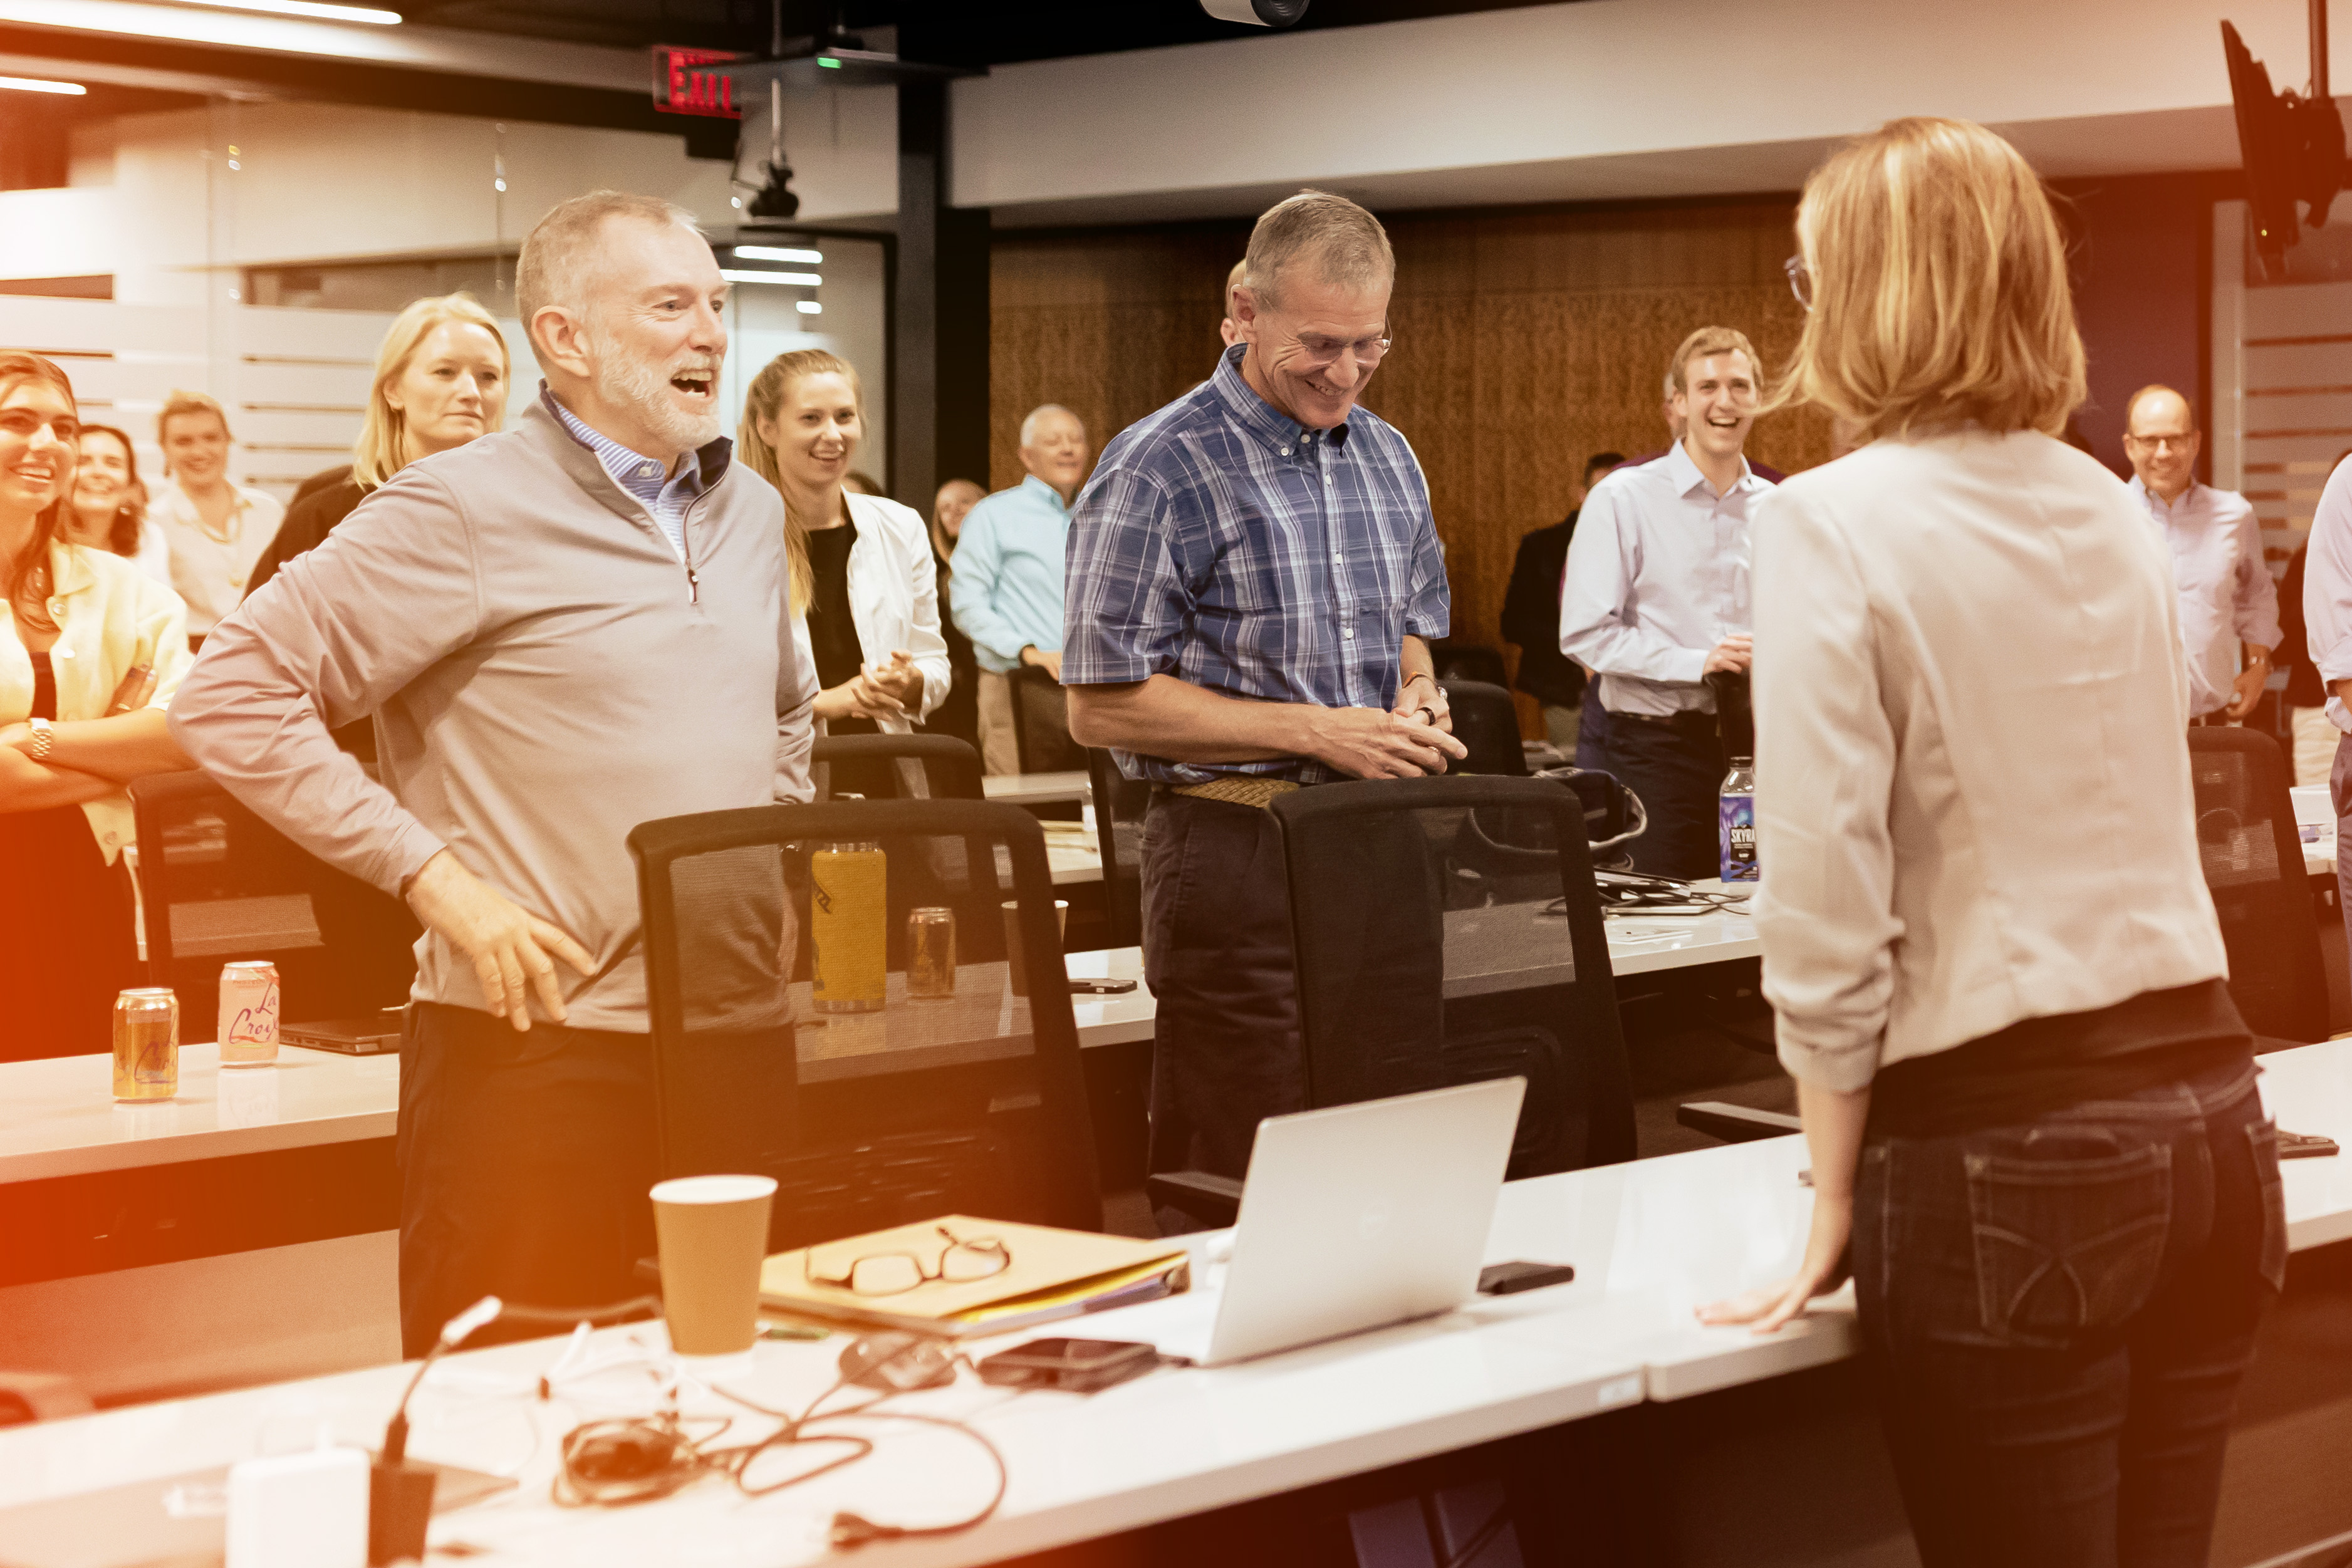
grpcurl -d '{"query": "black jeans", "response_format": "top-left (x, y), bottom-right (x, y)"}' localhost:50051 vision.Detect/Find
top-left (1139, 791), bottom-right (1305, 1220)
top-left (1602, 709), bottom-right (1724, 880)
top-left (397, 1002), bottom-right (660, 1356)
top-left (1855, 1057), bottom-right (2286, 1567)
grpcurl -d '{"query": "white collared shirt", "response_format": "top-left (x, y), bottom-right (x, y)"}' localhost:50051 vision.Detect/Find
top-left (2128, 477), bottom-right (2279, 717)
top-left (1558, 440), bottom-right (1771, 715)
top-left (147, 479), bottom-right (284, 635)
top-left (2304, 456), bottom-right (2352, 729)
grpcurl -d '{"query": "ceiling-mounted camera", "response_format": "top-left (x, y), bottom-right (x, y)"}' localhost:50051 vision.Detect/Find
top-left (1199, 0), bottom-right (1309, 26)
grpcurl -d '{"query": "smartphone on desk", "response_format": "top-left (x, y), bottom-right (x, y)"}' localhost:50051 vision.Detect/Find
top-left (1069, 979), bottom-right (1138, 995)
top-left (977, 1337), bottom-right (1160, 1393)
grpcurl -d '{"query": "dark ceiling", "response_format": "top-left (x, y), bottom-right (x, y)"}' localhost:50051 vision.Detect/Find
top-left (398, 0), bottom-right (1566, 63)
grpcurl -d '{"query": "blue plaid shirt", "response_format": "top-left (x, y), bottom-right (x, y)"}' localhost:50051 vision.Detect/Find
top-left (1062, 344), bottom-right (1450, 784)
top-left (544, 386), bottom-right (708, 559)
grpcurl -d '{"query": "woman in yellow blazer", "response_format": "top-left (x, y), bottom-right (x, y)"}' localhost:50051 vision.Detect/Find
top-left (1, 351), bottom-right (194, 1061)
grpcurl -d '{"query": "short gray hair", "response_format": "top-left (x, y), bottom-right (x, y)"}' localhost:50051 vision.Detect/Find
top-left (1019, 403), bottom-right (1083, 447)
top-left (1243, 189), bottom-right (1393, 312)
top-left (516, 190), bottom-right (700, 338)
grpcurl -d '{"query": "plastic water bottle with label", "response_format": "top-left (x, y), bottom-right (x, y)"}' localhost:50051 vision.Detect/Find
top-left (1719, 756), bottom-right (1758, 883)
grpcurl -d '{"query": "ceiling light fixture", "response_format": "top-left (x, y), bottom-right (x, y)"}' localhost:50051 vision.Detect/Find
top-left (0, 75), bottom-right (86, 95)
top-left (796, 301), bottom-right (822, 314)
top-left (720, 269), bottom-right (823, 286)
top-left (735, 246), bottom-right (822, 264)
top-left (163, 0), bottom-right (404, 24)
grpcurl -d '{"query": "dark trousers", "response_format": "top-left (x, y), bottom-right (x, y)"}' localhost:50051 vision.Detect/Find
top-left (1855, 1057), bottom-right (2283, 1567)
top-left (1574, 697), bottom-right (1613, 779)
top-left (1139, 791), bottom-right (1305, 1220)
top-left (397, 1002), bottom-right (660, 1356)
top-left (1604, 709), bottom-right (1725, 880)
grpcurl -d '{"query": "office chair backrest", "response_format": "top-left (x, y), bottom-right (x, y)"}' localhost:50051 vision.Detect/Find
top-left (1085, 748), bottom-right (1150, 950)
top-left (1007, 665), bottom-right (1085, 774)
top-left (2186, 729), bottom-right (2330, 1044)
top-left (1271, 775), bottom-right (1635, 1178)
top-left (811, 732), bottom-right (984, 802)
top-left (628, 797), bottom-right (1103, 1252)
top-left (1439, 678), bottom-right (1529, 777)
top-left (129, 772), bottom-right (415, 1029)
top-left (1431, 642), bottom-right (1511, 689)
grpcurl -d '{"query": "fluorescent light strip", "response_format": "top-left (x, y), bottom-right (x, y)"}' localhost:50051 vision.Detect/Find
top-left (796, 301), bottom-right (822, 315)
top-left (735, 246), bottom-right (822, 264)
top-left (156, 0), bottom-right (402, 23)
top-left (0, 74), bottom-right (85, 93)
top-left (719, 270), bottom-right (821, 286)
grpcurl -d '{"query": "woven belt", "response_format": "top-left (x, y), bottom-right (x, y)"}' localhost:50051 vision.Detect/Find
top-left (1168, 777), bottom-right (1303, 810)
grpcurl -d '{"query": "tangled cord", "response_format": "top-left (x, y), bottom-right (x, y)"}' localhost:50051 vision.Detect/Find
top-left (548, 1338), bottom-right (1008, 1548)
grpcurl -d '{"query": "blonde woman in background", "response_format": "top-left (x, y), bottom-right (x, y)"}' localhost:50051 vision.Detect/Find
top-left (65, 423), bottom-right (171, 586)
top-left (0, 353), bottom-right (193, 1059)
top-left (1700, 119), bottom-right (2279, 1564)
top-left (249, 292), bottom-right (511, 596)
top-left (147, 389), bottom-right (283, 643)
top-left (740, 350), bottom-right (948, 799)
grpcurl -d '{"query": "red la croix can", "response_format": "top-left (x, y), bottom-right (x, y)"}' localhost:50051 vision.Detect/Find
top-left (218, 960), bottom-right (281, 1067)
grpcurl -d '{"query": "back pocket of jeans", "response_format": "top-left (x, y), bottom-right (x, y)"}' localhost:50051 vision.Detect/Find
top-left (2249, 1120), bottom-right (2289, 1294)
top-left (1965, 1138), bottom-right (2172, 1347)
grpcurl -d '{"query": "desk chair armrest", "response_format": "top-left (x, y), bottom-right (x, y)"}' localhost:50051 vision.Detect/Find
top-left (1143, 1170), bottom-right (1244, 1230)
top-left (1676, 1101), bottom-right (1803, 1143)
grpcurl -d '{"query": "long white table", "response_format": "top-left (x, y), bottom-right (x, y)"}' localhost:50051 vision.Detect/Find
top-left (9, 1037), bottom-right (2351, 1566)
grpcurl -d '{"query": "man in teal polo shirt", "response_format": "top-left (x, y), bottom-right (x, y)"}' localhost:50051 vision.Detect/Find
top-left (954, 403), bottom-right (1091, 773)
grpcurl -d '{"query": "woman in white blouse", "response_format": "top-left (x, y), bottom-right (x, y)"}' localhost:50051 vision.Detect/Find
top-left (1700, 119), bottom-right (2281, 1565)
top-left (738, 350), bottom-right (950, 799)
top-left (146, 389), bottom-right (284, 642)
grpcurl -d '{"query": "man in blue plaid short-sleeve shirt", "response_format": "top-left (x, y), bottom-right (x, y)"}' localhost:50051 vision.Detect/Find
top-left (1063, 191), bottom-right (1464, 1216)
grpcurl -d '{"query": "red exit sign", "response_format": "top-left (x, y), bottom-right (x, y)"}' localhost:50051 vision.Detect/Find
top-left (652, 46), bottom-right (744, 119)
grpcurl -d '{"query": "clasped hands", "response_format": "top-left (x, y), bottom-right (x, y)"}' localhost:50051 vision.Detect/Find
top-left (1307, 674), bottom-right (1467, 780)
top-left (814, 650), bottom-right (925, 724)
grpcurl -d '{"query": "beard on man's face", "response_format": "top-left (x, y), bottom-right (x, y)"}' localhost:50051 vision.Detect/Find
top-left (590, 331), bottom-right (722, 453)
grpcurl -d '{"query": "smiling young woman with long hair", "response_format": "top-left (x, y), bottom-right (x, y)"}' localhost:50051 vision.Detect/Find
top-left (64, 423), bottom-right (170, 585)
top-left (0, 351), bottom-right (195, 1059)
top-left (1698, 120), bottom-right (2279, 1565)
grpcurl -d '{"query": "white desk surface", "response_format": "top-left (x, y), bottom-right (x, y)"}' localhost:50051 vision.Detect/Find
top-left (2303, 820), bottom-right (2335, 878)
top-left (9, 1041), bottom-right (2352, 1563)
top-left (984, 771), bottom-right (1092, 807)
top-left (0, 890), bottom-right (1763, 1188)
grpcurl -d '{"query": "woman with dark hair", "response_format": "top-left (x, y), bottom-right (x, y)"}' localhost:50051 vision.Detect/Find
top-left (0, 351), bottom-right (196, 1059)
top-left (64, 423), bottom-right (170, 586)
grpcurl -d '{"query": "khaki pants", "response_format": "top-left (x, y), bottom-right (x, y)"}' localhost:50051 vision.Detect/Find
top-left (2292, 704), bottom-right (2337, 788)
top-left (977, 670), bottom-right (1020, 777)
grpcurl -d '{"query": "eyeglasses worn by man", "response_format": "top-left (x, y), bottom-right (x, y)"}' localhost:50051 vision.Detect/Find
top-left (1061, 189), bottom-right (1465, 1223)
top-left (169, 190), bottom-right (820, 1354)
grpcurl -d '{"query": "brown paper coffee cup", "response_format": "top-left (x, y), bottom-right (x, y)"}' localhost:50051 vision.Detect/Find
top-left (1002, 900), bottom-right (1069, 998)
top-left (650, 1174), bottom-right (777, 1356)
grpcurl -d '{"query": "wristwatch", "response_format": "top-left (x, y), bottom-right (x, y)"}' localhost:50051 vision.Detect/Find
top-left (26, 717), bottom-right (54, 761)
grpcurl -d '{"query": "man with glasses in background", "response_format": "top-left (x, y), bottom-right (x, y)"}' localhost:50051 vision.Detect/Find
top-left (2123, 384), bottom-right (2279, 729)
top-left (1561, 325), bottom-right (1772, 880)
top-left (1064, 189), bottom-right (1462, 1223)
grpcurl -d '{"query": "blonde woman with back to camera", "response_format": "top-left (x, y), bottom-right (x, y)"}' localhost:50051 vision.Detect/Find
top-left (741, 350), bottom-right (949, 800)
top-left (1698, 118), bottom-right (2282, 1565)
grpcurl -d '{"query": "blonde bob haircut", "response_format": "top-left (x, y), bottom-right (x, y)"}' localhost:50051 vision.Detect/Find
top-left (351, 292), bottom-right (509, 491)
top-left (1779, 117), bottom-right (2085, 443)
top-left (738, 348), bottom-right (865, 616)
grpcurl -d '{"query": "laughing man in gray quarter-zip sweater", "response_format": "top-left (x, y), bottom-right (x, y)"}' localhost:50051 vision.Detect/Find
top-left (170, 192), bottom-right (820, 1354)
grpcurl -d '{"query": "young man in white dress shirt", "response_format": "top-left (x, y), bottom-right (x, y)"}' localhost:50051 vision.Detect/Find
top-left (1559, 325), bottom-right (1772, 878)
top-left (2123, 385), bottom-right (2279, 726)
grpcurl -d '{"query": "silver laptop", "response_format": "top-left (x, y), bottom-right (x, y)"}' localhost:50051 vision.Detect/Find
top-left (1148, 1077), bottom-right (1526, 1368)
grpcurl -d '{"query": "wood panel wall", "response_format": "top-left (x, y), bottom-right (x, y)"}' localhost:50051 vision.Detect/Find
top-left (989, 200), bottom-right (1834, 722)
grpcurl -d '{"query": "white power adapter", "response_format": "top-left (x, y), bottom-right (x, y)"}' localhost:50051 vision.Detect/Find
top-left (226, 1444), bottom-right (369, 1568)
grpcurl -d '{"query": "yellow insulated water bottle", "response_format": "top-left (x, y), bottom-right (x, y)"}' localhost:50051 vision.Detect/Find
top-left (811, 841), bottom-right (887, 1013)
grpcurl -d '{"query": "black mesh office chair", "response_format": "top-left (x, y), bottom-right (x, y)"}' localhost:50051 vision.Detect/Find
top-left (1007, 665), bottom-right (1085, 774)
top-left (1431, 642), bottom-right (1511, 689)
top-left (1085, 748), bottom-right (1150, 950)
top-left (2188, 728), bottom-right (2331, 1047)
top-left (1440, 677), bottom-right (1529, 777)
top-left (628, 797), bottom-right (1103, 1252)
top-left (1147, 775), bottom-right (1637, 1228)
top-left (811, 732), bottom-right (985, 803)
top-left (129, 772), bottom-right (417, 1030)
